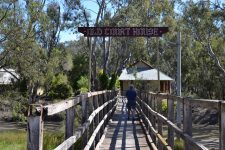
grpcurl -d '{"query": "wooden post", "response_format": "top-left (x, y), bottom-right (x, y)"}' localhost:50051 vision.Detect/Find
top-left (65, 106), bottom-right (75, 150)
top-left (220, 102), bottom-right (225, 150)
top-left (89, 96), bottom-right (95, 150)
top-left (82, 94), bottom-right (89, 148)
top-left (183, 97), bottom-right (192, 150)
top-left (151, 96), bottom-right (156, 143)
top-left (27, 114), bottom-right (44, 150)
top-left (100, 94), bottom-right (105, 137)
top-left (147, 94), bottom-right (151, 130)
top-left (94, 95), bottom-right (100, 145)
top-left (157, 97), bottom-right (163, 150)
top-left (167, 98), bottom-right (174, 149)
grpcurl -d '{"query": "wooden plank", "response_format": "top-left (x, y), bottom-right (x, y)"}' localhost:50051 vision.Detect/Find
top-left (100, 100), bottom-right (152, 150)
top-left (27, 115), bottom-right (43, 150)
top-left (41, 97), bottom-right (80, 116)
top-left (167, 98), bottom-right (174, 149)
top-left (65, 106), bottom-right (75, 150)
top-left (183, 97), bottom-right (192, 150)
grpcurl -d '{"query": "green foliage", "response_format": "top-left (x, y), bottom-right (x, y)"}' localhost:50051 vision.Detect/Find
top-left (49, 83), bottom-right (73, 99)
top-left (174, 139), bottom-right (184, 150)
top-left (43, 132), bottom-right (64, 150)
top-left (98, 70), bottom-right (109, 90)
top-left (162, 99), bottom-right (168, 115)
top-left (108, 74), bottom-right (117, 90)
top-left (0, 91), bottom-right (27, 122)
top-left (0, 130), bottom-right (66, 150)
top-left (77, 76), bottom-right (89, 93)
top-left (48, 73), bottom-right (73, 99)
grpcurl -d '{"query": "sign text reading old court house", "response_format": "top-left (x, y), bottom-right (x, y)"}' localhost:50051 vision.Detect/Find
top-left (78, 27), bottom-right (168, 37)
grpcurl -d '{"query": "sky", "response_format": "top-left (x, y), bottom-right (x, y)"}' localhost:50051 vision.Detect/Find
top-left (60, 1), bottom-right (99, 42)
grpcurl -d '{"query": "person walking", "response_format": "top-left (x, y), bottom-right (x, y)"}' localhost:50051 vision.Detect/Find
top-left (126, 85), bottom-right (137, 120)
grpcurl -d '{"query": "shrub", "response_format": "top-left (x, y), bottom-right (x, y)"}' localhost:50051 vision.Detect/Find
top-left (49, 83), bottom-right (73, 99)
top-left (77, 76), bottom-right (89, 92)
top-left (162, 99), bottom-right (168, 115)
top-left (98, 70), bottom-right (109, 90)
top-left (108, 74), bottom-right (117, 90)
top-left (174, 138), bottom-right (184, 150)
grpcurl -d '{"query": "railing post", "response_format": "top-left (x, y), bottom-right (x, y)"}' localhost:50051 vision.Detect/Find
top-left (89, 95), bottom-right (95, 150)
top-left (148, 94), bottom-right (154, 142)
top-left (65, 105), bottom-right (75, 150)
top-left (82, 93), bottom-right (89, 149)
top-left (94, 95), bottom-right (100, 145)
top-left (151, 95), bottom-right (156, 143)
top-left (27, 106), bottom-right (44, 150)
top-left (157, 96), bottom-right (163, 150)
top-left (167, 97), bottom-right (174, 149)
top-left (220, 101), bottom-right (225, 150)
top-left (183, 97), bottom-right (192, 150)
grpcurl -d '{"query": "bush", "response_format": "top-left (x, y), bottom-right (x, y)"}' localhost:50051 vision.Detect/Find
top-left (174, 138), bottom-right (184, 150)
top-left (49, 83), bottom-right (73, 99)
top-left (98, 70), bottom-right (109, 90)
top-left (162, 99), bottom-right (168, 115)
top-left (77, 76), bottom-right (89, 92)
top-left (108, 74), bottom-right (117, 90)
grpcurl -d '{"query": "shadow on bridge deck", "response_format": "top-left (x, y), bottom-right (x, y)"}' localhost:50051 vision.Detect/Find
top-left (99, 98), bottom-right (151, 150)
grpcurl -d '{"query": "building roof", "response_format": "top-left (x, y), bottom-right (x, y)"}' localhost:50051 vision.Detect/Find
top-left (119, 68), bottom-right (173, 81)
top-left (119, 60), bottom-right (173, 81)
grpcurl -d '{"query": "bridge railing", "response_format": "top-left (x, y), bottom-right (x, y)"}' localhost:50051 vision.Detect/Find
top-left (136, 91), bottom-right (225, 150)
top-left (27, 90), bottom-right (118, 150)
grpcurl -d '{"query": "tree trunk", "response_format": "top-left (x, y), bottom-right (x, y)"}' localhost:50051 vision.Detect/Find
top-left (205, 43), bottom-right (225, 79)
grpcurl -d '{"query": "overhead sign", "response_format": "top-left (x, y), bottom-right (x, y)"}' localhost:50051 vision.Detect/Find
top-left (78, 27), bottom-right (168, 37)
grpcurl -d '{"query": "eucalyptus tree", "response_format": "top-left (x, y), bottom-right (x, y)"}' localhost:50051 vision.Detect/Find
top-left (180, 0), bottom-right (225, 99)
top-left (0, 0), bottom-right (72, 103)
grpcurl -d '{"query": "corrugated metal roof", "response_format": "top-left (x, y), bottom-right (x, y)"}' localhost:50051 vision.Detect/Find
top-left (119, 68), bottom-right (173, 81)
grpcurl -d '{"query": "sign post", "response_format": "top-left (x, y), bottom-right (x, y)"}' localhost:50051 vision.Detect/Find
top-left (78, 27), bottom-right (169, 91)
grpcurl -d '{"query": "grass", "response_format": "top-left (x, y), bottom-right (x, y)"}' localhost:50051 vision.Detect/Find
top-left (0, 130), bottom-right (82, 150)
top-left (0, 130), bottom-right (26, 150)
top-left (0, 130), bottom-right (66, 150)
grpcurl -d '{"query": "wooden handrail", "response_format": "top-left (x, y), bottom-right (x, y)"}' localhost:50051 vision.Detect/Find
top-left (27, 90), bottom-right (118, 150)
top-left (137, 91), bottom-right (225, 150)
top-left (54, 98), bottom-right (117, 150)
top-left (137, 97), bottom-right (208, 150)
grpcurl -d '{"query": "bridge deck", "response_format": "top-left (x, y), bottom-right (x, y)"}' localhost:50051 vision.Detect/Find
top-left (99, 98), bottom-right (151, 150)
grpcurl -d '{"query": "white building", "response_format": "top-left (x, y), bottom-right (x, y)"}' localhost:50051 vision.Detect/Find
top-left (0, 69), bottom-right (19, 84)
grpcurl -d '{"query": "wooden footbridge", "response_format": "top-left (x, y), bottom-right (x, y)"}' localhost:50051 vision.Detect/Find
top-left (27, 90), bottom-right (225, 150)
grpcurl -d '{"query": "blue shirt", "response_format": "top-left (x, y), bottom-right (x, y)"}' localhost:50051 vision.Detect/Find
top-left (126, 89), bottom-right (137, 105)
